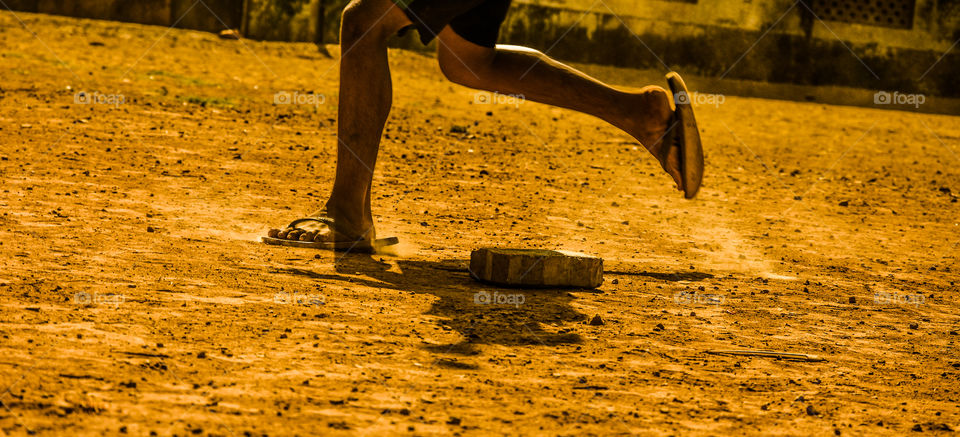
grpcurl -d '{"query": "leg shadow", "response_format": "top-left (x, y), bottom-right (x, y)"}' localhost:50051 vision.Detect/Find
top-left (275, 253), bottom-right (588, 354)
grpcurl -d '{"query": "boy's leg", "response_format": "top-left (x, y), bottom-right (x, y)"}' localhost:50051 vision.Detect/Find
top-left (318, 0), bottom-right (411, 241)
top-left (435, 27), bottom-right (681, 188)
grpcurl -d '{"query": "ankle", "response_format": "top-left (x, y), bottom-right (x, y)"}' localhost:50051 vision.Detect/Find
top-left (324, 197), bottom-right (362, 222)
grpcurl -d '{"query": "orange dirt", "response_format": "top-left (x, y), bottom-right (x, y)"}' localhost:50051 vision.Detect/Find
top-left (1, 11), bottom-right (959, 436)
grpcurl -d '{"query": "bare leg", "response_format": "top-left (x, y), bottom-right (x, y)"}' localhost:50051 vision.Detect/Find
top-left (436, 27), bottom-right (681, 188)
top-left (315, 0), bottom-right (411, 241)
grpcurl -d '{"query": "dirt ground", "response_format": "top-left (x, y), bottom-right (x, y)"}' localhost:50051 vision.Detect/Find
top-left (1, 11), bottom-right (959, 437)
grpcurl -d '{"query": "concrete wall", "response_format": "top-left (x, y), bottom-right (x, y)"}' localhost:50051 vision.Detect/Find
top-left (5, 0), bottom-right (243, 30)
top-left (5, 0), bottom-right (959, 97)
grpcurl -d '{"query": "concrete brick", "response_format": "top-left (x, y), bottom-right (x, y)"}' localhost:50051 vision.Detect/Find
top-left (469, 248), bottom-right (603, 288)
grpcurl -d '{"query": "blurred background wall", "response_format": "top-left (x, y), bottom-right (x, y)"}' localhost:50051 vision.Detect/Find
top-left (499, 0), bottom-right (960, 97)
top-left (4, 0), bottom-right (959, 97)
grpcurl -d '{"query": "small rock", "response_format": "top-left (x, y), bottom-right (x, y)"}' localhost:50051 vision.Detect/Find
top-left (838, 200), bottom-right (849, 207)
top-left (912, 424), bottom-right (922, 432)
top-left (589, 315), bottom-right (604, 326)
top-left (146, 226), bottom-right (155, 233)
top-left (196, 351), bottom-right (207, 359)
top-left (446, 417), bottom-right (461, 425)
top-left (611, 278), bottom-right (619, 285)
top-left (848, 296), bottom-right (856, 304)
top-left (218, 29), bottom-right (241, 39)
top-left (806, 405), bottom-right (819, 416)
top-left (653, 323), bottom-right (665, 332)
top-left (909, 322), bottom-right (919, 330)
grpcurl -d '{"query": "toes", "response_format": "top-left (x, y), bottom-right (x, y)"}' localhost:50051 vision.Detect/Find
top-left (268, 224), bottom-right (337, 243)
top-left (314, 230), bottom-right (335, 243)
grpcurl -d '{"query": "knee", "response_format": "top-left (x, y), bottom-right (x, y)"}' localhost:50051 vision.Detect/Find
top-left (438, 49), bottom-right (493, 88)
top-left (340, 0), bottom-right (386, 44)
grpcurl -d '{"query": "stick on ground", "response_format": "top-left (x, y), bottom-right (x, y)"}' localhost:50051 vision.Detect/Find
top-left (706, 350), bottom-right (827, 362)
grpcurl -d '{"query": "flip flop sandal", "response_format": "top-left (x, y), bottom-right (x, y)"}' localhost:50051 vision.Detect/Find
top-left (262, 217), bottom-right (399, 253)
top-left (666, 71), bottom-right (704, 199)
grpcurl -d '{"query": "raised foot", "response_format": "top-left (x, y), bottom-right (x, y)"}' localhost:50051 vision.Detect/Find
top-left (621, 86), bottom-right (683, 192)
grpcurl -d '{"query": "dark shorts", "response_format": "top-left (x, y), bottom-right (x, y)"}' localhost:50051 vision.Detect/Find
top-left (395, 0), bottom-right (512, 48)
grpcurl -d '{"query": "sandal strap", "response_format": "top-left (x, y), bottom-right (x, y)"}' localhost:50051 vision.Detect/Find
top-left (286, 216), bottom-right (335, 230)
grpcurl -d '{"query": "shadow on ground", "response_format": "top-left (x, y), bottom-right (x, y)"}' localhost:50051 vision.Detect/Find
top-left (277, 254), bottom-right (715, 355)
top-left (278, 253), bottom-right (590, 354)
